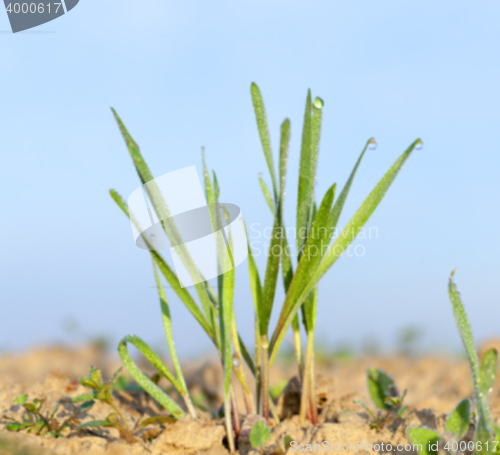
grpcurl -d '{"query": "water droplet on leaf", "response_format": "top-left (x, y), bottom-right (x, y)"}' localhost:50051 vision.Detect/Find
top-left (368, 138), bottom-right (377, 151)
top-left (313, 97), bottom-right (324, 110)
top-left (415, 140), bottom-right (424, 150)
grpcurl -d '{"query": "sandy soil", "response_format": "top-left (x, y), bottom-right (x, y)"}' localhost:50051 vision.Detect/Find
top-left (1, 340), bottom-right (499, 455)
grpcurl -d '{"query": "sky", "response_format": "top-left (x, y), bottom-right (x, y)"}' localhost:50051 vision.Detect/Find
top-left (0, 0), bottom-right (499, 357)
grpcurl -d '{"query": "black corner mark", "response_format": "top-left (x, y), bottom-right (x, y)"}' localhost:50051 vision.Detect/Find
top-left (4, 0), bottom-right (79, 33)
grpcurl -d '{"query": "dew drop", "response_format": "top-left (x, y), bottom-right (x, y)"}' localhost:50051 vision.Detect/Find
top-left (368, 138), bottom-right (377, 151)
top-left (415, 140), bottom-right (424, 151)
top-left (232, 356), bottom-right (239, 367)
top-left (313, 97), bottom-right (324, 110)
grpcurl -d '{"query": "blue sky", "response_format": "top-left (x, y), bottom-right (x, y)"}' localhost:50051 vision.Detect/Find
top-left (1, 0), bottom-right (499, 356)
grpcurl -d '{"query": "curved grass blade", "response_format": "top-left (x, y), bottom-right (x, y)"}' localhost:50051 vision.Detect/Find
top-left (118, 336), bottom-right (185, 419)
top-left (269, 139), bottom-right (421, 364)
top-left (251, 83), bottom-right (278, 201)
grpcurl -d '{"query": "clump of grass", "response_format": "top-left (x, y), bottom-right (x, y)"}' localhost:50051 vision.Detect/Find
top-left (108, 83), bottom-right (420, 450)
top-left (353, 367), bottom-right (407, 431)
top-left (407, 271), bottom-right (499, 455)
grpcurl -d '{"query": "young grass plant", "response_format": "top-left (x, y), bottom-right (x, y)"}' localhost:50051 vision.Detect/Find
top-left (109, 83), bottom-right (420, 449)
top-left (408, 271), bottom-right (499, 455)
top-left (448, 271), bottom-right (498, 454)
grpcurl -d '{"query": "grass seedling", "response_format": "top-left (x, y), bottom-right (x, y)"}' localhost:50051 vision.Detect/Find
top-left (447, 270), bottom-right (499, 454)
top-left (74, 366), bottom-right (175, 443)
top-left (353, 367), bottom-right (407, 430)
top-left (109, 83), bottom-right (420, 448)
top-left (3, 394), bottom-right (92, 438)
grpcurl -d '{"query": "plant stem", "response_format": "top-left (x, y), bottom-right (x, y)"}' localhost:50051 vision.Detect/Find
top-left (299, 333), bottom-right (314, 425)
top-left (261, 335), bottom-right (270, 420)
top-left (230, 387), bottom-right (240, 437)
top-left (231, 316), bottom-right (254, 414)
top-left (308, 332), bottom-right (318, 424)
top-left (255, 318), bottom-right (262, 414)
top-left (292, 315), bottom-right (303, 378)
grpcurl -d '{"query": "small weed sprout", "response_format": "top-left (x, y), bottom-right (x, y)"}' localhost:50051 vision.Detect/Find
top-left (3, 393), bottom-right (92, 437)
top-left (109, 83), bottom-right (420, 450)
top-left (74, 366), bottom-right (174, 443)
top-left (250, 420), bottom-right (271, 452)
top-left (354, 367), bottom-right (408, 431)
top-left (407, 398), bottom-right (472, 455)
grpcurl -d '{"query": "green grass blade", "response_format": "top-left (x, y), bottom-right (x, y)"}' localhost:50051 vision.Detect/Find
top-left (111, 108), bottom-right (154, 185)
top-left (328, 138), bottom-right (372, 232)
top-left (259, 175), bottom-right (275, 214)
top-left (251, 83), bottom-right (278, 201)
top-left (153, 263), bottom-right (196, 417)
top-left (480, 348), bottom-right (498, 398)
top-left (448, 272), bottom-right (481, 387)
top-left (307, 97), bottom-right (323, 228)
top-left (448, 271), bottom-right (494, 452)
top-left (219, 236), bottom-right (235, 452)
top-left (269, 139), bottom-right (420, 364)
top-left (247, 237), bottom-right (264, 329)
top-left (118, 336), bottom-right (185, 419)
top-left (275, 184), bottom-right (335, 338)
top-left (279, 118), bottom-right (291, 199)
top-left (296, 90), bottom-right (312, 254)
top-left (260, 211), bottom-right (282, 336)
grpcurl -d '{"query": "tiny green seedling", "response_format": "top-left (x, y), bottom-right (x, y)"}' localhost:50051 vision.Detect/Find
top-left (74, 366), bottom-right (174, 443)
top-left (3, 393), bottom-right (92, 437)
top-left (446, 271), bottom-right (499, 455)
top-left (354, 367), bottom-right (408, 431)
top-left (407, 398), bottom-right (472, 455)
top-left (250, 420), bottom-right (271, 452)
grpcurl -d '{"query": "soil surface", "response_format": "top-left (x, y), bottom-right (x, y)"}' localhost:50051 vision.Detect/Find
top-left (1, 340), bottom-right (500, 455)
